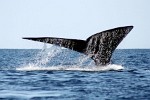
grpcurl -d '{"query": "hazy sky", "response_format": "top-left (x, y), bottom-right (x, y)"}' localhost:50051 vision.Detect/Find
top-left (0, 0), bottom-right (149, 49)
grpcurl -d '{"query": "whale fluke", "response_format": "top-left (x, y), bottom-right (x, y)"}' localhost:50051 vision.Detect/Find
top-left (23, 26), bottom-right (133, 65)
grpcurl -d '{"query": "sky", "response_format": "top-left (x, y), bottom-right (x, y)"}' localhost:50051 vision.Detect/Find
top-left (0, 0), bottom-right (150, 49)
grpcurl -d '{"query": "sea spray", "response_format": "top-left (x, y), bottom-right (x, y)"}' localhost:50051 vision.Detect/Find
top-left (22, 44), bottom-right (62, 68)
top-left (77, 54), bottom-right (94, 67)
top-left (16, 64), bottom-right (124, 71)
top-left (17, 44), bottom-right (124, 71)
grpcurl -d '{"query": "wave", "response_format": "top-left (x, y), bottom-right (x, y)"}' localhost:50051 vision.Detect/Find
top-left (16, 64), bottom-right (124, 72)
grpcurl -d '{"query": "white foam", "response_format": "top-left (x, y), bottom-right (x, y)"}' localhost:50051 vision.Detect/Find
top-left (18, 44), bottom-right (124, 72)
top-left (16, 64), bottom-right (124, 72)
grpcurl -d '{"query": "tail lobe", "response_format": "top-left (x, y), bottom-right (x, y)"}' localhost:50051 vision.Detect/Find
top-left (85, 26), bottom-right (133, 65)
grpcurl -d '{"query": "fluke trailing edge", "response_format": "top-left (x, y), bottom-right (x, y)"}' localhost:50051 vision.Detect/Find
top-left (23, 26), bottom-right (133, 65)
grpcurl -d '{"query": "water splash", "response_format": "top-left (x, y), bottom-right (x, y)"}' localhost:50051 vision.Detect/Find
top-left (16, 64), bottom-right (124, 72)
top-left (17, 43), bottom-right (124, 72)
top-left (77, 54), bottom-right (94, 66)
top-left (31, 44), bottom-right (62, 67)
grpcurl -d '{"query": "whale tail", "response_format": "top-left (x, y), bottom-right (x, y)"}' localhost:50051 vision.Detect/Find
top-left (23, 26), bottom-right (133, 65)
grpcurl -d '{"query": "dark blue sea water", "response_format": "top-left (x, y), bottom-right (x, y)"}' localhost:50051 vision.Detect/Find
top-left (0, 48), bottom-right (150, 100)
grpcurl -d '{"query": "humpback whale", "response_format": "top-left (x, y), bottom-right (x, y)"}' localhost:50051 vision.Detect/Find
top-left (23, 26), bottom-right (133, 66)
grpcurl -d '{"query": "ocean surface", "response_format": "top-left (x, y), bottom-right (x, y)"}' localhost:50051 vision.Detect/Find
top-left (0, 47), bottom-right (150, 100)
